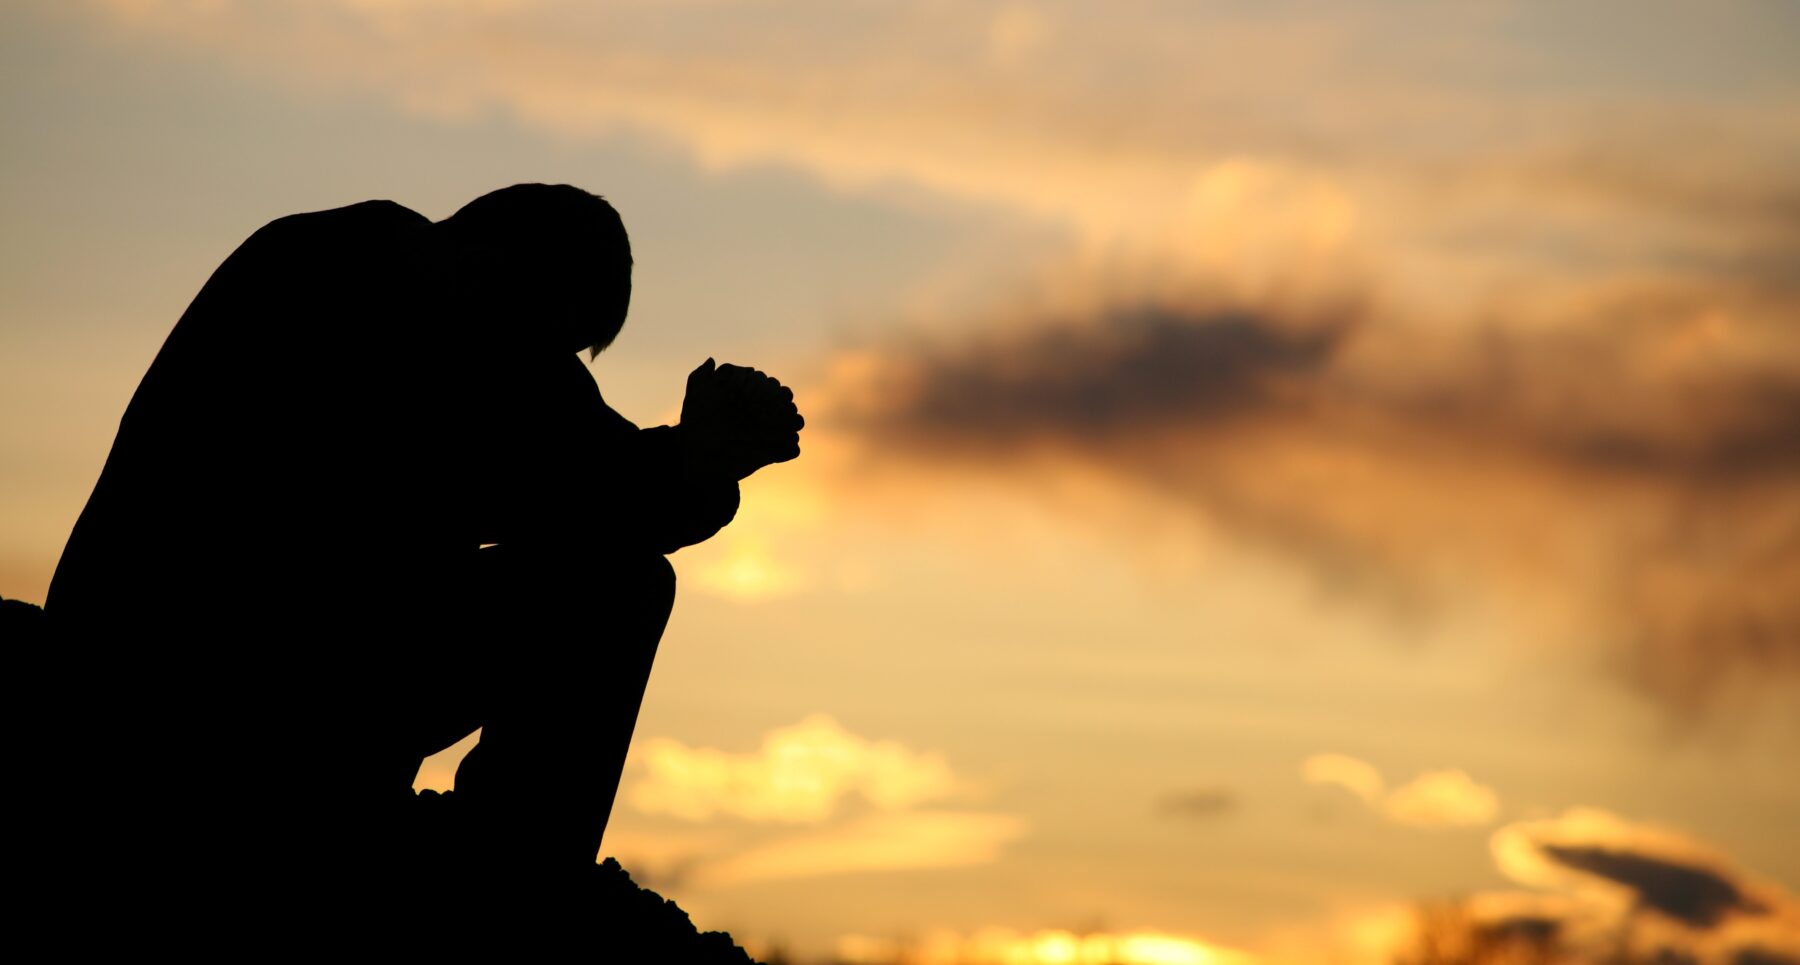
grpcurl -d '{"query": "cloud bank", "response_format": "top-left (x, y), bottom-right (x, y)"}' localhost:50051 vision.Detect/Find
top-left (825, 278), bottom-right (1800, 712)
top-left (618, 716), bottom-right (1024, 887)
top-left (71, 0), bottom-right (1800, 295)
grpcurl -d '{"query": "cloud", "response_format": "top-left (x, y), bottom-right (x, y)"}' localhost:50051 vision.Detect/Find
top-left (1302, 754), bottom-right (1499, 829)
top-left (842, 306), bottom-right (1351, 451)
top-left (616, 716), bottom-right (1025, 885)
top-left (1392, 896), bottom-right (1800, 965)
top-left (1155, 786), bottom-right (1238, 821)
top-left (64, 0), bottom-right (1800, 348)
top-left (824, 277), bottom-right (1800, 713)
top-left (1473, 808), bottom-right (1800, 962)
top-left (1301, 753), bottom-right (1385, 806)
top-left (1491, 809), bottom-right (1790, 926)
top-left (693, 809), bottom-right (1028, 887)
top-left (69, 0), bottom-right (1800, 301)
top-left (628, 714), bottom-right (958, 823)
top-left (1357, 810), bottom-right (1800, 964)
top-left (1380, 770), bottom-right (1501, 829)
top-left (1537, 845), bottom-right (1765, 929)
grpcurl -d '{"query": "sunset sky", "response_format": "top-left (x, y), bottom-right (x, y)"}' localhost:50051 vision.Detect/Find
top-left (3, 2), bottom-right (1798, 962)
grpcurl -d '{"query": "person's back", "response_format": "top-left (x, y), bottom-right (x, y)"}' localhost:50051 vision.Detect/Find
top-left (51, 199), bottom-right (443, 627)
top-left (43, 199), bottom-right (455, 939)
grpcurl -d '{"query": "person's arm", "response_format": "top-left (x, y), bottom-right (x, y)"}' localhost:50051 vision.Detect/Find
top-left (611, 421), bottom-right (742, 555)
top-left (472, 353), bottom-right (742, 554)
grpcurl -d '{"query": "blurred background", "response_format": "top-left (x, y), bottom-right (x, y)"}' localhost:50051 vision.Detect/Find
top-left (3, 2), bottom-right (1798, 962)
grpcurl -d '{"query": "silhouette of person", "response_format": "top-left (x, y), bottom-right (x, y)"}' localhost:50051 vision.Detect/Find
top-left (42, 183), bottom-right (801, 941)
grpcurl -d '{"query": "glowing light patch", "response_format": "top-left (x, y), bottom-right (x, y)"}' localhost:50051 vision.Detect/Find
top-left (832, 928), bottom-right (1257, 965)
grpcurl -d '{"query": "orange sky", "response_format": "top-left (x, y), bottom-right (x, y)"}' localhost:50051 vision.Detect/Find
top-left (3, 3), bottom-right (1798, 962)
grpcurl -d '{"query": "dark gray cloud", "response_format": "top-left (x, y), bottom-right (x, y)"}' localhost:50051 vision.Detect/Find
top-left (829, 290), bottom-right (1800, 713)
top-left (844, 295), bottom-right (1800, 483)
top-left (1483, 810), bottom-right (1800, 963)
top-left (1734, 949), bottom-right (1800, 965)
top-left (1400, 894), bottom-right (1798, 965)
top-left (1542, 844), bottom-right (1768, 928)
top-left (866, 307), bottom-right (1351, 448)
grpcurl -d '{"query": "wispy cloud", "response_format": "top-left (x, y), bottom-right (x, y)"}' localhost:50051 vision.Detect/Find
top-left (616, 716), bottom-right (1025, 885)
top-left (1303, 753), bottom-right (1499, 828)
top-left (824, 278), bottom-right (1800, 713)
top-left (71, 0), bottom-right (1800, 291)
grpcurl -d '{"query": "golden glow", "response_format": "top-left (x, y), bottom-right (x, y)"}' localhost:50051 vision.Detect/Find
top-left (691, 537), bottom-right (810, 602)
top-left (832, 928), bottom-right (1257, 965)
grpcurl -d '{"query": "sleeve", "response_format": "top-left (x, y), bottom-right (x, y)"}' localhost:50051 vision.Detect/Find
top-left (617, 423), bottom-right (742, 554)
top-left (472, 353), bottom-right (740, 555)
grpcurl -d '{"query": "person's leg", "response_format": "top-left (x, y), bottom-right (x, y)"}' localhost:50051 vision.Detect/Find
top-left (455, 544), bottom-right (676, 879)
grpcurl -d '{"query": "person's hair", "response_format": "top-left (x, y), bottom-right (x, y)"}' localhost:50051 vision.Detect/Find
top-left (442, 183), bottom-right (633, 357)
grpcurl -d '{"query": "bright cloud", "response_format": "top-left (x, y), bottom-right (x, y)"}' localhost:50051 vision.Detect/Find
top-left (1301, 753), bottom-right (1385, 805)
top-left (1302, 754), bottom-right (1500, 829)
top-left (629, 713), bottom-right (958, 823)
top-left (1423, 808), bottom-right (1800, 963)
top-left (1380, 769), bottom-right (1500, 829)
top-left (1489, 808), bottom-right (1794, 928)
top-left (619, 717), bottom-right (1024, 885)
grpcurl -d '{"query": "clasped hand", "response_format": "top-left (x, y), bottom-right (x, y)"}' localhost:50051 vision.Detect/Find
top-left (678, 358), bottom-right (804, 481)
